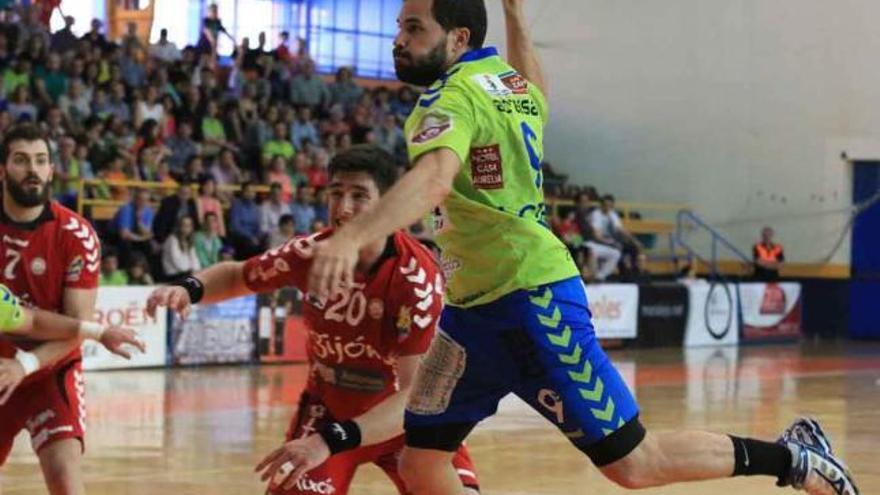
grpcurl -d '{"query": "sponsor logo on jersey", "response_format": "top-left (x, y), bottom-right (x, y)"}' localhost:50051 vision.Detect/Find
top-left (472, 73), bottom-right (513, 97)
top-left (65, 256), bottom-right (84, 282)
top-left (411, 111), bottom-right (453, 144)
top-left (500, 72), bottom-right (529, 94)
top-left (396, 306), bottom-right (412, 342)
top-left (368, 298), bottom-right (384, 320)
top-left (470, 145), bottom-right (504, 190)
top-left (494, 97), bottom-right (540, 116)
top-left (30, 257), bottom-right (47, 276)
top-left (310, 330), bottom-right (396, 366)
top-left (294, 475), bottom-right (337, 494)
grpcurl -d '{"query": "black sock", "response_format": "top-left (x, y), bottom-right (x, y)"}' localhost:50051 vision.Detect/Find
top-left (730, 436), bottom-right (792, 481)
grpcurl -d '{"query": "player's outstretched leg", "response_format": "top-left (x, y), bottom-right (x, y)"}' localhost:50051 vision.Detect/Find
top-left (400, 447), bottom-right (463, 495)
top-left (37, 439), bottom-right (84, 495)
top-left (598, 418), bottom-right (858, 494)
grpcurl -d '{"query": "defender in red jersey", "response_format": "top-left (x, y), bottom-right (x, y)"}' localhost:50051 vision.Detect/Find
top-left (0, 125), bottom-right (102, 495)
top-left (147, 145), bottom-right (479, 495)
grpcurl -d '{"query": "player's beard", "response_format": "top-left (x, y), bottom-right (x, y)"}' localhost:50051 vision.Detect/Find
top-left (6, 174), bottom-right (50, 208)
top-left (394, 39), bottom-right (449, 87)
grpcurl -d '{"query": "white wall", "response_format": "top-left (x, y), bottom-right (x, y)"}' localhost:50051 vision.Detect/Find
top-left (485, 0), bottom-right (880, 264)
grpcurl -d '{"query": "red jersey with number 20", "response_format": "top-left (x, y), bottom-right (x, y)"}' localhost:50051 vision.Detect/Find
top-left (0, 201), bottom-right (101, 382)
top-left (243, 230), bottom-right (442, 421)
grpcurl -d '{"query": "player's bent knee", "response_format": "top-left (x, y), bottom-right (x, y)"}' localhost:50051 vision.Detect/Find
top-left (598, 432), bottom-right (663, 490)
top-left (399, 447), bottom-right (454, 491)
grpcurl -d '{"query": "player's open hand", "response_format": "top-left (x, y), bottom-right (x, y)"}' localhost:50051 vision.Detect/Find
top-left (145, 286), bottom-right (192, 320)
top-left (100, 326), bottom-right (146, 360)
top-left (0, 358), bottom-right (26, 405)
top-left (307, 235), bottom-right (359, 300)
top-left (255, 434), bottom-right (332, 492)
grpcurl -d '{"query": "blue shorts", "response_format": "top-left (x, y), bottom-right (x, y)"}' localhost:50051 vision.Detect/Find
top-left (404, 276), bottom-right (644, 466)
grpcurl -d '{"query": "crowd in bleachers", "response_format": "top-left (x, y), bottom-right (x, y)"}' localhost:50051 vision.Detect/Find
top-left (0, 4), bottom-right (645, 286)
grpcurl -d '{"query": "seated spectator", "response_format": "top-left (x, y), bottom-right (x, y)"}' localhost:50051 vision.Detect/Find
top-left (150, 28), bottom-right (181, 63)
top-left (329, 67), bottom-right (363, 112)
top-left (34, 52), bottom-right (67, 102)
top-left (578, 193), bottom-right (620, 281)
top-left (307, 149), bottom-right (330, 188)
top-left (260, 182), bottom-right (291, 242)
top-left (153, 180), bottom-right (200, 244)
top-left (99, 249), bottom-right (127, 286)
top-left (201, 99), bottom-right (229, 158)
top-left (126, 253), bottom-right (155, 286)
top-left (219, 245), bottom-right (236, 262)
top-left (58, 79), bottom-right (91, 123)
top-left (179, 155), bottom-right (209, 184)
top-left (98, 153), bottom-right (133, 201)
top-left (196, 176), bottom-right (226, 238)
top-left (269, 213), bottom-right (295, 249)
top-left (375, 113), bottom-right (406, 162)
top-left (753, 226), bottom-right (784, 281)
top-left (266, 155), bottom-right (294, 202)
top-left (290, 106), bottom-right (319, 150)
top-left (590, 194), bottom-right (642, 277)
top-left (109, 188), bottom-right (157, 266)
top-left (262, 121), bottom-right (295, 167)
top-left (320, 104), bottom-right (350, 138)
top-left (290, 185), bottom-right (316, 235)
top-left (166, 120), bottom-right (199, 176)
top-left (7, 85), bottom-right (37, 122)
top-left (162, 216), bottom-right (200, 281)
top-left (391, 86), bottom-right (416, 121)
top-left (289, 152), bottom-right (309, 189)
top-left (289, 59), bottom-right (329, 110)
top-left (107, 82), bottom-right (132, 123)
top-left (195, 212), bottom-right (224, 268)
top-left (229, 181), bottom-right (264, 259)
top-left (134, 85), bottom-right (165, 130)
top-left (211, 148), bottom-right (244, 188)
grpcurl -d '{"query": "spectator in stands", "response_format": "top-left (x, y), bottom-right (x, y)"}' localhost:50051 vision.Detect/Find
top-left (50, 16), bottom-right (77, 54)
top-left (329, 67), bottom-right (363, 112)
top-left (288, 152), bottom-right (309, 189)
top-left (108, 188), bottom-right (156, 270)
top-left (150, 28), bottom-right (181, 63)
top-left (98, 153), bottom-right (133, 201)
top-left (195, 211), bottom-right (223, 268)
top-left (391, 86), bottom-right (417, 121)
top-left (81, 18), bottom-right (111, 52)
top-left (200, 99), bottom-right (228, 158)
top-left (34, 52), bottom-right (66, 102)
top-left (260, 182), bottom-right (291, 242)
top-left (307, 150), bottom-right (329, 188)
top-left (126, 252), bottom-right (154, 285)
top-left (58, 79), bottom-right (91, 123)
top-left (180, 155), bottom-right (209, 184)
top-left (166, 119), bottom-right (199, 176)
top-left (153, 180), bottom-right (200, 244)
top-left (120, 44), bottom-right (146, 89)
top-left (210, 148), bottom-right (244, 188)
top-left (265, 155), bottom-right (294, 202)
top-left (320, 104), bottom-right (350, 138)
top-left (289, 58), bottom-right (329, 110)
top-left (134, 85), bottom-right (164, 129)
top-left (753, 226), bottom-right (784, 281)
top-left (290, 185), bottom-right (316, 235)
top-left (162, 216), bottom-right (200, 281)
top-left (229, 181), bottom-right (264, 259)
top-left (120, 21), bottom-right (144, 53)
top-left (590, 194), bottom-right (642, 276)
top-left (196, 176), bottom-right (226, 238)
top-left (107, 82), bottom-right (132, 123)
top-left (275, 31), bottom-right (292, 63)
top-left (290, 106), bottom-right (319, 150)
top-left (375, 113), bottom-right (406, 162)
top-left (99, 248), bottom-right (128, 286)
top-left (7, 84), bottom-right (36, 121)
top-left (3, 58), bottom-right (31, 97)
top-left (53, 136), bottom-right (82, 208)
top-left (270, 213), bottom-right (295, 248)
top-left (262, 121), bottom-right (295, 167)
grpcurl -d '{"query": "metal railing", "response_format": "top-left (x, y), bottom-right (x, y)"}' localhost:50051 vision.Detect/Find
top-left (675, 209), bottom-right (751, 277)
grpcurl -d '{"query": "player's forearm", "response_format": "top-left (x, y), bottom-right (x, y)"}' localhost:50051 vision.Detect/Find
top-left (504, 3), bottom-right (547, 94)
top-left (339, 149), bottom-right (458, 247)
top-left (352, 388), bottom-right (409, 446)
top-left (194, 261), bottom-right (252, 304)
top-left (29, 338), bottom-right (82, 371)
top-left (14, 309), bottom-right (108, 342)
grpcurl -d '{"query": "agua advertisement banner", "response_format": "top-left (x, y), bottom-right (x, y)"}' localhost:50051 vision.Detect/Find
top-left (739, 282), bottom-right (802, 342)
top-left (170, 295), bottom-right (257, 365)
top-left (684, 281), bottom-right (740, 347)
top-left (585, 284), bottom-right (639, 339)
top-left (83, 286), bottom-right (168, 371)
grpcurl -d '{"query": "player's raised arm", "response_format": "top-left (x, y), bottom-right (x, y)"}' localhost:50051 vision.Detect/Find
top-left (146, 261), bottom-right (251, 319)
top-left (502, 0), bottom-right (547, 94)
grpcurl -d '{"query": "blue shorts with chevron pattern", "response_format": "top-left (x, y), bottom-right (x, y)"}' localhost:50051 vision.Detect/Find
top-left (405, 276), bottom-right (643, 465)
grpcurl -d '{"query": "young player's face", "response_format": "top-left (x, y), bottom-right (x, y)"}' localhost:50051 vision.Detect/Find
top-left (327, 172), bottom-right (381, 228)
top-left (1, 139), bottom-right (53, 208)
top-left (394, 0), bottom-right (454, 86)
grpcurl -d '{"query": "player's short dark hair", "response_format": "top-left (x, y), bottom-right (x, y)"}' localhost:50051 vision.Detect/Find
top-left (328, 144), bottom-right (398, 193)
top-left (602, 194), bottom-right (615, 203)
top-left (0, 124), bottom-right (51, 164)
top-left (426, 0), bottom-right (488, 50)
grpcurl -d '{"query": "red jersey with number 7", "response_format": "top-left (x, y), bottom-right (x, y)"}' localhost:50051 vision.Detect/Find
top-left (243, 230), bottom-right (443, 421)
top-left (0, 201), bottom-right (101, 384)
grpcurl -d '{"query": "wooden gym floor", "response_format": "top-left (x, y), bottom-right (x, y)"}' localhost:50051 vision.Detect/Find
top-left (3, 341), bottom-right (879, 494)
